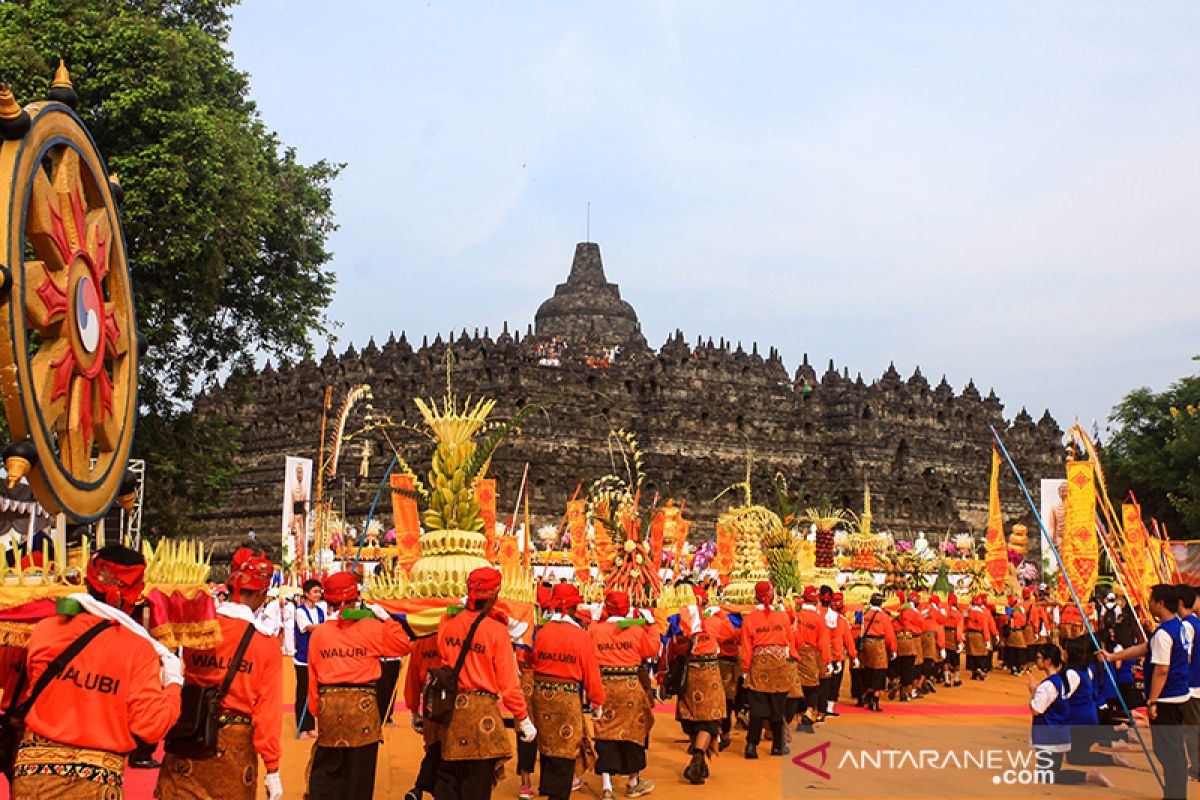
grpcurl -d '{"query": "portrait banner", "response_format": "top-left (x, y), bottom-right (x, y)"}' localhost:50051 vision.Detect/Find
top-left (282, 457), bottom-right (313, 568)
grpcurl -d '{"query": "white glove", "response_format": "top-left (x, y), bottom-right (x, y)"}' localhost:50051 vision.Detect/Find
top-left (825, 664), bottom-right (834, 676)
top-left (366, 603), bottom-right (391, 621)
top-left (264, 771), bottom-right (283, 800)
top-left (507, 618), bottom-right (530, 642)
top-left (159, 650), bottom-right (184, 688)
top-left (888, 652), bottom-right (896, 661)
top-left (591, 705), bottom-right (605, 721)
top-left (411, 713), bottom-right (424, 733)
top-left (518, 716), bottom-right (538, 743)
top-left (957, 644), bottom-right (964, 653)
top-left (851, 658), bottom-right (860, 669)
top-left (939, 649), bottom-right (946, 660)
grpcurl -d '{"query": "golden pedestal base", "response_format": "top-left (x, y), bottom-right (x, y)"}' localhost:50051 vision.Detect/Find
top-left (407, 529), bottom-right (490, 598)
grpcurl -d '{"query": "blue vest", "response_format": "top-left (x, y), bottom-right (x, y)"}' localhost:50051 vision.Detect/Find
top-left (294, 604), bottom-right (325, 664)
top-left (1032, 673), bottom-right (1072, 748)
top-left (1183, 615), bottom-right (1200, 691)
top-left (1065, 667), bottom-right (1099, 725)
top-left (1151, 617), bottom-right (1193, 700)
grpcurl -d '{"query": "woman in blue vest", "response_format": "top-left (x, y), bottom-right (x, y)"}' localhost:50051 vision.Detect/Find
top-left (1029, 643), bottom-right (1111, 787)
top-left (293, 578), bottom-right (327, 737)
top-left (1062, 638), bottom-right (1132, 769)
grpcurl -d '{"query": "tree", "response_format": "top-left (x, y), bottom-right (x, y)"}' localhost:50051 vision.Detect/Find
top-left (1106, 363), bottom-right (1200, 538)
top-left (0, 0), bottom-right (340, 535)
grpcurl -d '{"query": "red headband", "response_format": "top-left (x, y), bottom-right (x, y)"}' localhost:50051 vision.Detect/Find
top-left (85, 556), bottom-right (145, 612)
top-left (755, 581), bottom-right (774, 605)
top-left (551, 583), bottom-right (582, 611)
top-left (468, 567), bottom-right (502, 604)
top-left (229, 549), bottom-right (274, 593)
top-left (802, 586), bottom-right (819, 603)
top-left (323, 572), bottom-right (359, 604)
top-left (604, 590), bottom-right (631, 618)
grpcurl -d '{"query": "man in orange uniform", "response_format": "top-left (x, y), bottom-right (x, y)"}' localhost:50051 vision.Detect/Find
top-left (306, 571), bottom-right (411, 799)
top-left (531, 583), bottom-right (605, 800)
top-left (965, 594), bottom-right (998, 680)
top-left (588, 590), bottom-right (657, 799)
top-left (711, 598), bottom-right (741, 752)
top-left (678, 585), bottom-right (737, 784)
top-left (158, 548), bottom-right (284, 800)
top-left (12, 545), bottom-right (182, 798)
top-left (403, 631), bottom-right (443, 800)
top-left (891, 591), bottom-right (925, 702)
top-left (740, 581), bottom-right (798, 759)
top-left (793, 586), bottom-right (832, 728)
top-left (918, 597), bottom-right (946, 696)
top-left (437, 567), bottom-right (536, 800)
top-left (942, 594), bottom-right (965, 687)
top-left (825, 593), bottom-right (858, 717)
top-left (858, 593), bottom-right (897, 712)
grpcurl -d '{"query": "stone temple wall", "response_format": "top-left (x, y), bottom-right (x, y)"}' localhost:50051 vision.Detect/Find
top-left (191, 243), bottom-right (1063, 559)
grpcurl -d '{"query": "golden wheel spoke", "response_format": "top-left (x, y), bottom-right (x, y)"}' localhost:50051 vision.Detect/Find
top-left (29, 338), bottom-right (69, 430)
top-left (25, 167), bottom-right (68, 272)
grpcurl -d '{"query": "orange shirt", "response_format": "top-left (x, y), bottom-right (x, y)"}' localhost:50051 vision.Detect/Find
top-left (589, 620), bottom-right (658, 668)
top-left (943, 607), bottom-right (964, 641)
top-left (897, 606), bottom-right (925, 636)
top-left (182, 612), bottom-right (283, 770)
top-left (23, 613), bottom-right (180, 753)
top-left (683, 608), bottom-right (738, 657)
top-left (438, 609), bottom-right (527, 718)
top-left (308, 615), bottom-right (410, 715)
top-left (860, 607), bottom-right (898, 654)
top-left (403, 634), bottom-right (441, 713)
top-left (740, 608), bottom-right (798, 671)
top-left (965, 606), bottom-right (998, 637)
top-left (830, 615), bottom-right (858, 662)
top-left (532, 619), bottom-right (605, 706)
top-left (793, 606), bottom-right (832, 664)
top-left (1010, 603), bottom-right (1029, 628)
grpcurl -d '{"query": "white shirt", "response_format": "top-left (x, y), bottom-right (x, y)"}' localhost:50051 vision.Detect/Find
top-left (281, 602), bottom-right (296, 656)
top-left (1029, 671), bottom-right (1079, 753)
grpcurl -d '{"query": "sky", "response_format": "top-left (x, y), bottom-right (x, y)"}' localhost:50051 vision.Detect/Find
top-left (228, 2), bottom-right (1200, 433)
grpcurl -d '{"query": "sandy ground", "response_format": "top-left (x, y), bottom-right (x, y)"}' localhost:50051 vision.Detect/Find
top-left (0, 667), bottom-right (1186, 799)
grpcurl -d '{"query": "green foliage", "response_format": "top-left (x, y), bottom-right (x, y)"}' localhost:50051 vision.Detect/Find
top-left (0, 0), bottom-right (341, 536)
top-left (1106, 365), bottom-right (1200, 538)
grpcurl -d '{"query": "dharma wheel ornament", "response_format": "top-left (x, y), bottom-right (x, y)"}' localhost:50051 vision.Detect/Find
top-left (0, 66), bottom-right (139, 521)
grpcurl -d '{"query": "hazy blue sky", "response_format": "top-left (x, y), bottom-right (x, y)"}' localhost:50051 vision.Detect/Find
top-left (228, 2), bottom-right (1199, 432)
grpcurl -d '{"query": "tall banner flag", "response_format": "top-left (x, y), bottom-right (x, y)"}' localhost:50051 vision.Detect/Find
top-left (649, 508), bottom-right (666, 566)
top-left (567, 500), bottom-right (589, 582)
top-left (282, 457), bottom-right (313, 569)
top-left (712, 513), bottom-right (735, 585)
top-left (1121, 503), bottom-right (1153, 610)
top-left (984, 446), bottom-right (1008, 592)
top-left (592, 498), bottom-right (615, 572)
top-left (1057, 460), bottom-right (1098, 605)
top-left (476, 478), bottom-right (498, 562)
top-left (390, 474), bottom-right (422, 576)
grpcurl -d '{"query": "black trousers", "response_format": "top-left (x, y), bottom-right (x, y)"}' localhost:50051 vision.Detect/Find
top-left (308, 743), bottom-right (379, 800)
top-left (746, 716), bottom-right (783, 747)
top-left (594, 740), bottom-right (646, 776)
top-left (294, 662), bottom-right (315, 732)
top-left (818, 675), bottom-right (835, 709)
top-left (864, 668), bottom-right (886, 692)
top-left (376, 659), bottom-right (402, 723)
top-left (414, 740), bottom-right (442, 794)
top-left (1066, 727), bottom-right (1116, 766)
top-left (829, 665), bottom-right (845, 705)
top-left (539, 754), bottom-right (575, 800)
top-left (1151, 700), bottom-right (1191, 800)
top-left (850, 667), bottom-right (863, 698)
top-left (1184, 697), bottom-right (1200, 781)
top-left (895, 655), bottom-right (917, 685)
top-left (1043, 751), bottom-right (1086, 785)
top-left (435, 757), bottom-right (501, 800)
top-left (517, 732), bottom-right (538, 773)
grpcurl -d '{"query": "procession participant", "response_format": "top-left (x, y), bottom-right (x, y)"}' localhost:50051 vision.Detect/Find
top-left (826, 593), bottom-right (857, 717)
top-left (892, 591), bottom-right (925, 701)
top-left (918, 596), bottom-right (946, 695)
top-left (1028, 643), bottom-right (1112, 788)
top-left (1062, 638), bottom-right (1132, 771)
top-left (793, 587), bottom-right (832, 728)
top-left (158, 548), bottom-right (284, 800)
top-left (1143, 584), bottom-right (1193, 800)
top-left (589, 590), bottom-right (657, 799)
top-left (513, 608), bottom-right (538, 800)
top-left (712, 597), bottom-right (742, 751)
top-left (740, 581), bottom-right (798, 759)
top-left (1006, 594), bottom-right (1030, 676)
top-left (965, 594), bottom-right (997, 681)
top-left (1059, 596), bottom-right (1091, 645)
top-left (402, 631), bottom-right (443, 800)
top-left (0, 642), bottom-right (27, 781)
top-left (530, 582), bottom-right (604, 800)
top-left (1172, 584), bottom-right (1200, 782)
top-left (436, 567), bottom-right (536, 800)
top-left (882, 591), bottom-right (905, 699)
top-left (305, 571), bottom-right (411, 800)
top-left (11, 545), bottom-right (183, 798)
top-left (1027, 588), bottom-right (1049, 648)
top-left (942, 594), bottom-right (964, 687)
top-left (292, 578), bottom-right (326, 738)
top-left (816, 586), bottom-right (837, 717)
top-left (677, 584), bottom-right (737, 784)
top-left (857, 594), bottom-right (897, 713)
